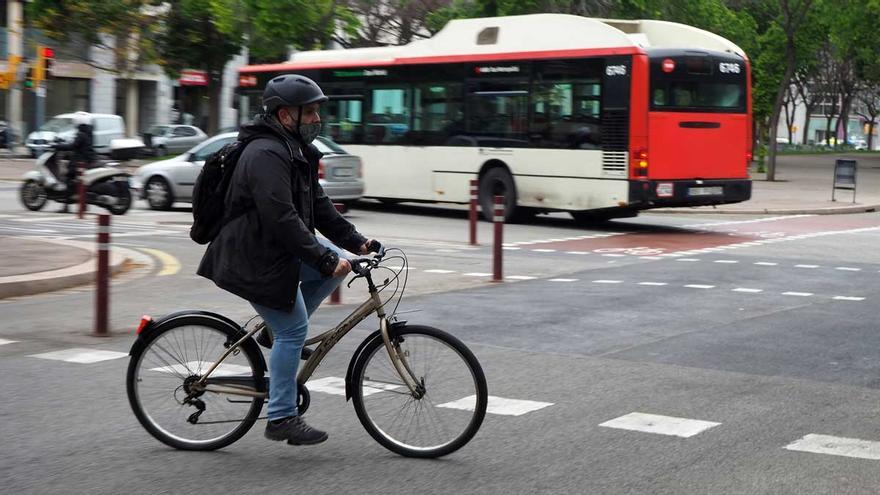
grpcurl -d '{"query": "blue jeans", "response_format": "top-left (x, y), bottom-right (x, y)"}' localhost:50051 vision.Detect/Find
top-left (250, 238), bottom-right (348, 420)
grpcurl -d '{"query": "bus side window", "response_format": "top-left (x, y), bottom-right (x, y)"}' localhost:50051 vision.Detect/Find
top-left (366, 88), bottom-right (410, 145)
top-left (465, 84), bottom-right (528, 146)
top-left (530, 81), bottom-right (601, 149)
top-left (413, 83), bottom-right (463, 146)
top-left (322, 98), bottom-right (363, 144)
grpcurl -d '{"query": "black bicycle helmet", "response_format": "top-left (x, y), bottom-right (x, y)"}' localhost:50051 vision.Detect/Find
top-left (262, 74), bottom-right (328, 114)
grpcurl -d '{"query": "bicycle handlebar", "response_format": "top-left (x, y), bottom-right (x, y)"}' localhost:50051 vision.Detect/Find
top-left (349, 243), bottom-right (387, 277)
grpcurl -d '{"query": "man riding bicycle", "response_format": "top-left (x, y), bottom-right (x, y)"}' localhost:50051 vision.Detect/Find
top-left (198, 74), bottom-right (380, 446)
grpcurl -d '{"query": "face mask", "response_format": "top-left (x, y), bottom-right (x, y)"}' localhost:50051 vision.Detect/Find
top-left (296, 122), bottom-right (321, 144)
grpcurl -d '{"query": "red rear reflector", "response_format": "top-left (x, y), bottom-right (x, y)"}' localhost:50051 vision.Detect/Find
top-left (136, 315), bottom-right (153, 334)
top-left (662, 59), bottom-right (675, 73)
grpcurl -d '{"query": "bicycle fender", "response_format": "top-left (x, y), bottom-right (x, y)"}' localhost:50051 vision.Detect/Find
top-left (128, 310), bottom-right (268, 373)
top-left (344, 320), bottom-right (407, 401)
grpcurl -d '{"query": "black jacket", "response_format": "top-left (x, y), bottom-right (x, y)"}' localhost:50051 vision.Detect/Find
top-left (55, 124), bottom-right (94, 169)
top-left (197, 116), bottom-right (367, 311)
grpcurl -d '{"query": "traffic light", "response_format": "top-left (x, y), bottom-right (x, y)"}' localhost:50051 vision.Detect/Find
top-left (24, 66), bottom-right (35, 89)
top-left (34, 45), bottom-right (54, 83)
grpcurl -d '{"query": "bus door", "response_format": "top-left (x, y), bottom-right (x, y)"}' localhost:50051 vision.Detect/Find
top-left (646, 51), bottom-right (749, 180)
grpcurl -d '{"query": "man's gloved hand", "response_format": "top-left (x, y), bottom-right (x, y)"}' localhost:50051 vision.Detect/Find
top-left (359, 239), bottom-right (383, 255)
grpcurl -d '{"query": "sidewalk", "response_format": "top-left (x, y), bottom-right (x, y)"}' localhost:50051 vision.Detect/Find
top-left (2, 153), bottom-right (879, 300)
top-left (0, 235), bottom-right (129, 299)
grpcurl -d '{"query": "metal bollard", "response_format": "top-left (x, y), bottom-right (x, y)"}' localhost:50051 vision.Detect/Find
top-left (469, 179), bottom-right (479, 245)
top-left (492, 195), bottom-right (504, 282)
top-left (77, 162), bottom-right (86, 219)
top-left (94, 214), bottom-right (110, 336)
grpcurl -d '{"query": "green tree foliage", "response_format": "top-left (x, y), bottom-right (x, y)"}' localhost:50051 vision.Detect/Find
top-left (157, 0), bottom-right (245, 134)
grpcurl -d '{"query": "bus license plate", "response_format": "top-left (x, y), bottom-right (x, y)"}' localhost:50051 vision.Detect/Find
top-left (688, 186), bottom-right (722, 197)
top-left (334, 168), bottom-right (354, 178)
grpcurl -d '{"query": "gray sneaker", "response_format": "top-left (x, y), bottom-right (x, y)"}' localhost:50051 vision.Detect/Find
top-left (265, 416), bottom-right (328, 445)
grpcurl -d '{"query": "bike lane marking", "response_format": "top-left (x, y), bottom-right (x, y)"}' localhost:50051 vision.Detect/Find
top-left (599, 412), bottom-right (721, 438)
top-left (29, 348), bottom-right (128, 364)
top-left (0, 338), bottom-right (17, 346)
top-left (140, 247), bottom-right (181, 276)
top-left (785, 434), bottom-right (880, 461)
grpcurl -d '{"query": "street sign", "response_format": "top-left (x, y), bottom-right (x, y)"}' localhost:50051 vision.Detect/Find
top-left (832, 159), bottom-right (857, 203)
top-left (179, 69), bottom-right (208, 86)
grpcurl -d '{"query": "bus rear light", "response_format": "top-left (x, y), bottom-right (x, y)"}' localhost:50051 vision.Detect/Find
top-left (633, 148), bottom-right (649, 177)
top-left (318, 160), bottom-right (325, 180)
top-left (656, 183), bottom-right (674, 198)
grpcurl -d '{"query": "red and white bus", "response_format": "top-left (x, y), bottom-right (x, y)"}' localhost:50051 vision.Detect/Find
top-left (236, 14), bottom-right (752, 222)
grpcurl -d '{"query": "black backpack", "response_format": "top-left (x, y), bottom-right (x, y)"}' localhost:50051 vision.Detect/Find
top-left (189, 136), bottom-right (257, 244)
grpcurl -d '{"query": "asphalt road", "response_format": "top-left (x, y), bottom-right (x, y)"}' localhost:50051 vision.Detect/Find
top-left (3, 187), bottom-right (880, 494)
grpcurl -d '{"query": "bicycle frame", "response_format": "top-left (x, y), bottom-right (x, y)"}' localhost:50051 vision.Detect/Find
top-left (193, 265), bottom-right (422, 399)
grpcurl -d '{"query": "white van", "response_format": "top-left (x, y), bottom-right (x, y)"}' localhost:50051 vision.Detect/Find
top-left (26, 113), bottom-right (126, 157)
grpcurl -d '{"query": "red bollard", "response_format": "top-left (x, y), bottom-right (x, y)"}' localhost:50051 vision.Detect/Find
top-left (330, 286), bottom-right (341, 305)
top-left (469, 179), bottom-right (479, 245)
top-left (492, 195), bottom-right (504, 282)
top-left (77, 162), bottom-right (86, 219)
top-left (94, 214), bottom-right (110, 336)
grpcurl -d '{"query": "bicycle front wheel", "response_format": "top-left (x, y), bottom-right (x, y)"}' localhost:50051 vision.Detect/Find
top-left (351, 325), bottom-right (487, 458)
top-left (126, 316), bottom-right (265, 451)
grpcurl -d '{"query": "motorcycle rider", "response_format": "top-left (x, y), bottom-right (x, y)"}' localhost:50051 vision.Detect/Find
top-left (53, 111), bottom-right (95, 213)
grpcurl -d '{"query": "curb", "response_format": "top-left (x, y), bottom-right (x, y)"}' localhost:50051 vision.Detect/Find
top-left (647, 203), bottom-right (880, 216)
top-left (0, 237), bottom-right (129, 299)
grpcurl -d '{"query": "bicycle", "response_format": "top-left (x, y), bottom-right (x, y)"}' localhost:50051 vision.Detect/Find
top-left (125, 247), bottom-right (488, 458)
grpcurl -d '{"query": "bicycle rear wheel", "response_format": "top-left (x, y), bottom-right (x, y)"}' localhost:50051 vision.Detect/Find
top-left (351, 325), bottom-right (487, 458)
top-left (126, 317), bottom-right (265, 450)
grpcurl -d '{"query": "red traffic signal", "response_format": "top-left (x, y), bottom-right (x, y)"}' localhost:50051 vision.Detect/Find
top-left (41, 47), bottom-right (54, 59)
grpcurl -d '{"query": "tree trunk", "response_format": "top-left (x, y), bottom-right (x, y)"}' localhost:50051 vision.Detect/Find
top-left (802, 103), bottom-right (814, 145)
top-left (869, 121), bottom-right (876, 150)
top-left (837, 93), bottom-right (855, 145)
top-left (208, 73), bottom-right (222, 136)
top-left (767, 57), bottom-right (796, 181)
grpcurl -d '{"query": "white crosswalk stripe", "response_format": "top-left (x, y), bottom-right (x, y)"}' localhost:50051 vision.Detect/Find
top-left (785, 434), bottom-right (880, 461)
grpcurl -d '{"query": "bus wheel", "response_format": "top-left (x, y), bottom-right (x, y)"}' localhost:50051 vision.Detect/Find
top-left (479, 168), bottom-right (518, 222)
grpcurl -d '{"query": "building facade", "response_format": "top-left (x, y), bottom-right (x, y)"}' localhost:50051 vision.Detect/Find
top-left (1, 0), bottom-right (243, 140)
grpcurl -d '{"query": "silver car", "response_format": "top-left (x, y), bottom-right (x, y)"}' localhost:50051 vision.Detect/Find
top-left (131, 133), bottom-right (365, 210)
top-left (143, 124), bottom-right (208, 156)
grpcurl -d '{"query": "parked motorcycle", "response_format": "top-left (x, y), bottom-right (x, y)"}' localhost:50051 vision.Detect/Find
top-left (19, 148), bottom-right (133, 215)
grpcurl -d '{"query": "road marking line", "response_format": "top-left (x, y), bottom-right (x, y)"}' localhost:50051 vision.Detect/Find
top-left (755, 262), bottom-right (778, 266)
top-left (599, 412), bottom-right (720, 438)
top-left (835, 267), bottom-right (861, 272)
top-left (639, 256), bottom-right (664, 260)
top-left (685, 284), bottom-right (715, 289)
top-left (506, 275), bottom-right (536, 280)
top-left (139, 248), bottom-right (181, 276)
top-left (307, 376), bottom-right (402, 397)
top-left (833, 296), bottom-right (865, 301)
top-left (592, 280), bottom-right (622, 284)
top-left (549, 278), bottom-right (578, 282)
top-left (29, 348), bottom-right (128, 364)
top-left (424, 269), bottom-right (455, 274)
top-left (782, 292), bottom-right (813, 297)
top-left (733, 288), bottom-right (763, 293)
top-left (565, 251), bottom-right (589, 255)
top-left (503, 247), bottom-right (521, 251)
top-left (0, 339), bottom-right (18, 346)
top-left (463, 272), bottom-right (491, 277)
top-left (795, 265), bottom-right (819, 269)
top-left (676, 258), bottom-right (700, 262)
top-left (438, 395), bottom-right (554, 416)
top-left (602, 253), bottom-right (626, 257)
top-left (638, 282), bottom-right (668, 286)
top-left (532, 249), bottom-right (557, 253)
top-left (714, 260), bottom-right (738, 264)
top-left (11, 215), bottom-right (76, 222)
top-left (785, 434), bottom-right (880, 460)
